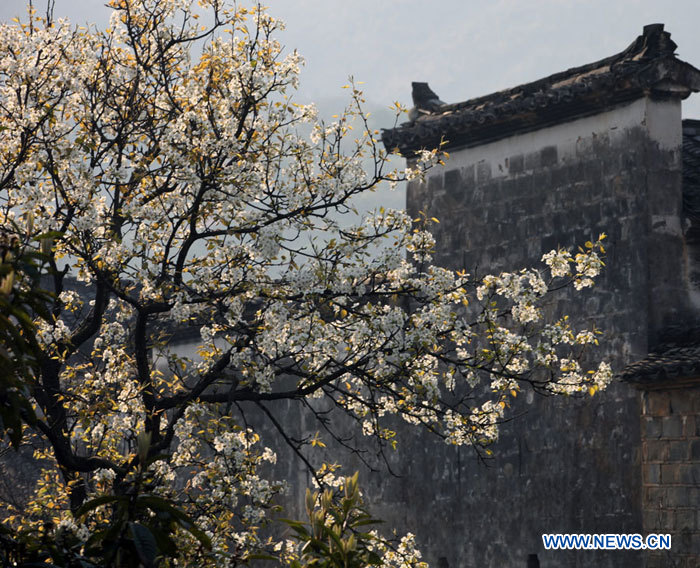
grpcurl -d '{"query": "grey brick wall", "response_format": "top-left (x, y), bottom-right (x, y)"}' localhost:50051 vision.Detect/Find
top-left (391, 96), bottom-right (695, 567)
top-left (642, 386), bottom-right (700, 568)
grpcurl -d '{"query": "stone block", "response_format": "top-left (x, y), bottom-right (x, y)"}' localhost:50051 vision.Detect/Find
top-left (476, 160), bottom-right (491, 183)
top-left (645, 552), bottom-right (668, 567)
top-left (679, 463), bottom-right (700, 485)
top-left (524, 151), bottom-right (541, 171)
top-left (690, 533), bottom-right (700, 555)
top-left (644, 416), bottom-right (663, 439)
top-left (443, 168), bottom-right (461, 193)
top-left (661, 464), bottom-right (679, 484)
top-left (646, 509), bottom-right (680, 533)
top-left (644, 508), bottom-right (665, 532)
top-left (669, 440), bottom-right (689, 462)
top-left (666, 486), bottom-right (700, 507)
top-left (540, 145), bottom-right (558, 167)
top-left (646, 440), bottom-right (669, 462)
top-left (670, 391), bottom-right (695, 415)
top-left (676, 509), bottom-right (697, 531)
top-left (645, 392), bottom-right (671, 417)
top-left (645, 463), bottom-right (661, 484)
top-left (427, 172), bottom-right (444, 193)
top-left (645, 486), bottom-right (667, 506)
top-left (661, 510), bottom-right (676, 532)
top-left (508, 154), bottom-right (524, 175)
top-left (662, 415), bottom-right (683, 438)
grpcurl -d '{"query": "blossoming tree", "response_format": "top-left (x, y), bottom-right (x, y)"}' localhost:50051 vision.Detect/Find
top-left (0, 0), bottom-right (611, 565)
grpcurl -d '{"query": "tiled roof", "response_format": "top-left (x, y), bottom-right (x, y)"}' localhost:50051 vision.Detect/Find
top-left (619, 324), bottom-right (700, 386)
top-left (382, 24), bottom-right (700, 156)
top-left (619, 346), bottom-right (700, 386)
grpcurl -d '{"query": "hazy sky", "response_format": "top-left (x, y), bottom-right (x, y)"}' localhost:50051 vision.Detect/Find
top-left (4, 0), bottom-right (700, 215)
top-left (3, 0), bottom-right (700, 117)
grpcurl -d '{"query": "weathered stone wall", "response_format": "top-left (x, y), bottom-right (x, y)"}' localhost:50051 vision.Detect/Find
top-left (389, 95), bottom-right (692, 567)
top-left (641, 385), bottom-right (700, 568)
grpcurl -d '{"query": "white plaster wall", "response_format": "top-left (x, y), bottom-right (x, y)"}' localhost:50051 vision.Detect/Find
top-left (431, 97), bottom-right (680, 178)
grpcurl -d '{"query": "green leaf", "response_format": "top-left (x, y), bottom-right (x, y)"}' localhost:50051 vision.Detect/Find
top-left (136, 495), bottom-right (211, 549)
top-left (149, 525), bottom-right (177, 556)
top-left (75, 494), bottom-right (124, 517)
top-left (246, 553), bottom-right (279, 561)
top-left (129, 522), bottom-right (158, 568)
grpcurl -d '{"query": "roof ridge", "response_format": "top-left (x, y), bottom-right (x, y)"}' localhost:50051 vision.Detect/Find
top-left (439, 24), bottom-right (677, 115)
top-left (383, 24), bottom-right (700, 156)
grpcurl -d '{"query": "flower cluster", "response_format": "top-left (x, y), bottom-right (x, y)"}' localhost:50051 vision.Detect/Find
top-left (0, 1), bottom-right (612, 564)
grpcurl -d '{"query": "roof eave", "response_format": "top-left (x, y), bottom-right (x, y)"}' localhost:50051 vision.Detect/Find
top-left (383, 56), bottom-right (700, 158)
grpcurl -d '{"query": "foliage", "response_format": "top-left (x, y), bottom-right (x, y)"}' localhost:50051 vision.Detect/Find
top-left (283, 472), bottom-right (425, 568)
top-left (0, 0), bottom-right (611, 565)
top-left (0, 224), bottom-right (54, 449)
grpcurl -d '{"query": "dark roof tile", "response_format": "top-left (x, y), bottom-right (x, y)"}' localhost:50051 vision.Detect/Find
top-left (383, 24), bottom-right (700, 156)
top-left (620, 323), bottom-right (700, 386)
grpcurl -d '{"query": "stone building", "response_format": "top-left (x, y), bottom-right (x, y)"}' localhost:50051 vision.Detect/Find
top-left (381, 23), bottom-right (700, 568)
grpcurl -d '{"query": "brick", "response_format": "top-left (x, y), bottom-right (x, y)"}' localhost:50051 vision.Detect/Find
top-left (662, 416), bottom-right (683, 438)
top-left (644, 416), bottom-right (663, 439)
top-left (666, 487), bottom-right (700, 507)
top-left (646, 392), bottom-right (671, 416)
top-left (645, 463), bottom-right (661, 484)
top-left (444, 168), bottom-right (461, 192)
top-left (647, 440), bottom-right (670, 462)
top-left (427, 172), bottom-right (444, 193)
top-left (476, 161), bottom-right (491, 183)
top-left (646, 486), bottom-right (667, 506)
top-left (660, 510), bottom-right (676, 532)
top-left (679, 463), bottom-right (700, 485)
top-left (661, 464), bottom-right (679, 484)
top-left (669, 440), bottom-right (689, 462)
top-left (691, 533), bottom-right (700, 555)
top-left (644, 508), bottom-right (672, 532)
top-left (507, 154), bottom-right (524, 175)
top-left (524, 151), bottom-right (540, 171)
top-left (676, 510), bottom-right (697, 531)
top-left (670, 391), bottom-right (695, 415)
top-left (645, 552), bottom-right (667, 568)
top-left (540, 145), bottom-right (558, 167)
